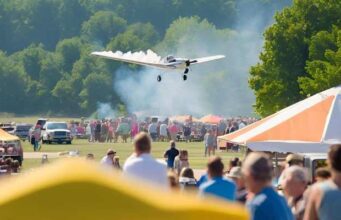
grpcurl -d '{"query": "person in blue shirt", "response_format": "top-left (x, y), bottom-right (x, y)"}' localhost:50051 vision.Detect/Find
top-left (163, 141), bottom-right (179, 168)
top-left (242, 152), bottom-right (294, 220)
top-left (199, 156), bottom-right (236, 201)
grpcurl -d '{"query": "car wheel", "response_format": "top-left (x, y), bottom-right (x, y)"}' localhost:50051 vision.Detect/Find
top-left (66, 141), bottom-right (72, 145)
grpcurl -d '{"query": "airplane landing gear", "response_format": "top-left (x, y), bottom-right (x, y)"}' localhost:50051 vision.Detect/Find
top-left (184, 68), bottom-right (189, 74)
top-left (183, 74), bottom-right (187, 81)
top-left (157, 75), bottom-right (162, 82)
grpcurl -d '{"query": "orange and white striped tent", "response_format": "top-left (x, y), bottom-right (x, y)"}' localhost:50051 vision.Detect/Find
top-left (218, 86), bottom-right (341, 153)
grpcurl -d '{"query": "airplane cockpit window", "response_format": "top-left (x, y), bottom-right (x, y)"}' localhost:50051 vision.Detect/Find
top-left (166, 55), bottom-right (176, 63)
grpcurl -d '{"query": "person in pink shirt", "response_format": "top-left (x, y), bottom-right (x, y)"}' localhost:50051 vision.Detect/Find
top-left (130, 121), bottom-right (139, 139)
top-left (168, 122), bottom-right (178, 141)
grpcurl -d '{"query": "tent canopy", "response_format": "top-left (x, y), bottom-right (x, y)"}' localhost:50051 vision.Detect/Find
top-left (0, 159), bottom-right (248, 220)
top-left (200, 115), bottom-right (223, 124)
top-left (0, 129), bottom-right (19, 142)
top-left (218, 86), bottom-right (341, 153)
top-left (169, 115), bottom-right (199, 123)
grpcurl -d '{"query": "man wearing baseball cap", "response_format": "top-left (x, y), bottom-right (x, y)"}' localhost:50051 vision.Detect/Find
top-left (227, 166), bottom-right (247, 203)
top-left (100, 149), bottom-right (116, 167)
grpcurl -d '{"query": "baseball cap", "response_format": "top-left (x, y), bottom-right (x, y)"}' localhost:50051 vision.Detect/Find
top-left (107, 149), bottom-right (116, 155)
top-left (227, 166), bottom-right (242, 179)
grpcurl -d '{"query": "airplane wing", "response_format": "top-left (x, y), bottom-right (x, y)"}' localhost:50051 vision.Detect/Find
top-left (189, 55), bottom-right (225, 65)
top-left (91, 50), bottom-right (176, 69)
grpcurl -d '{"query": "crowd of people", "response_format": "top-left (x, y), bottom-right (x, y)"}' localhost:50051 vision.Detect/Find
top-left (69, 116), bottom-right (257, 144)
top-left (86, 132), bottom-right (341, 220)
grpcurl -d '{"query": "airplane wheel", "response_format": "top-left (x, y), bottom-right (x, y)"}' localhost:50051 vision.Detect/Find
top-left (157, 75), bottom-right (162, 82)
top-left (183, 75), bottom-right (187, 81)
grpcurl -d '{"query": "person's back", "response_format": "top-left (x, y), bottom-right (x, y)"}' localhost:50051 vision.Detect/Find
top-left (123, 153), bottom-right (168, 186)
top-left (123, 132), bottom-right (168, 187)
top-left (200, 176), bottom-right (236, 201)
top-left (164, 142), bottom-right (179, 168)
top-left (247, 186), bottom-right (294, 220)
top-left (316, 180), bottom-right (341, 220)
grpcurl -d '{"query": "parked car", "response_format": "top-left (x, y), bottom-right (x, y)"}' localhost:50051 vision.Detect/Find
top-left (14, 123), bottom-right (33, 141)
top-left (1, 125), bottom-right (15, 135)
top-left (41, 122), bottom-right (72, 144)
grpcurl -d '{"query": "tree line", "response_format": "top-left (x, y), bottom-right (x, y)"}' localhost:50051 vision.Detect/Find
top-left (0, 0), bottom-right (291, 115)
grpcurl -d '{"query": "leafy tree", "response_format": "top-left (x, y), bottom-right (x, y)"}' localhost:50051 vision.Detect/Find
top-left (299, 27), bottom-right (341, 95)
top-left (0, 51), bottom-right (27, 113)
top-left (56, 37), bottom-right (83, 72)
top-left (81, 11), bottom-right (127, 46)
top-left (58, 0), bottom-right (90, 38)
top-left (106, 23), bottom-right (159, 52)
top-left (249, 0), bottom-right (341, 116)
top-left (80, 73), bottom-right (113, 112)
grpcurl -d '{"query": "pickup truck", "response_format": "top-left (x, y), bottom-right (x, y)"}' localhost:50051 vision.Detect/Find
top-left (41, 122), bottom-right (72, 144)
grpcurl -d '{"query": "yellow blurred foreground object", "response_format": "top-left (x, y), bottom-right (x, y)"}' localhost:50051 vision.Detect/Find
top-left (0, 159), bottom-right (249, 220)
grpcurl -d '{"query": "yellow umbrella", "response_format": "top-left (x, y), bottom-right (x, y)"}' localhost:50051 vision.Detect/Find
top-left (0, 159), bottom-right (248, 220)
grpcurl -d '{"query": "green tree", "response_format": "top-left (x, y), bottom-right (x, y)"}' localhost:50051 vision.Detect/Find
top-left (0, 51), bottom-right (27, 113)
top-left (106, 23), bottom-right (159, 52)
top-left (81, 11), bottom-right (127, 45)
top-left (80, 73), bottom-right (113, 112)
top-left (299, 27), bottom-right (341, 95)
top-left (249, 0), bottom-right (341, 116)
top-left (56, 37), bottom-right (83, 72)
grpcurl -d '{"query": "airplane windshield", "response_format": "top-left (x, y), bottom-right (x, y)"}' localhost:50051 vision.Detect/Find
top-left (166, 55), bottom-right (175, 63)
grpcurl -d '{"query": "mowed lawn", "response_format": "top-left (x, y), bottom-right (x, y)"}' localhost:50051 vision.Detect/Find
top-left (21, 139), bottom-right (244, 170)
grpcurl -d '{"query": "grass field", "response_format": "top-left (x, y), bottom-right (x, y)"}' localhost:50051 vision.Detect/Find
top-left (21, 139), bottom-right (243, 171)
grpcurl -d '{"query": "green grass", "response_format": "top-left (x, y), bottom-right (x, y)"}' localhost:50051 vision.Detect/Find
top-left (22, 139), bottom-right (244, 170)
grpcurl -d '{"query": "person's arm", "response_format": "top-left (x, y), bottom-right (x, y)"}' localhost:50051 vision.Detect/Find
top-left (163, 150), bottom-right (168, 159)
top-left (303, 186), bottom-right (321, 220)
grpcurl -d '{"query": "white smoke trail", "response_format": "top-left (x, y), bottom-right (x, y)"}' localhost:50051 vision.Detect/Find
top-left (97, 102), bottom-right (116, 119)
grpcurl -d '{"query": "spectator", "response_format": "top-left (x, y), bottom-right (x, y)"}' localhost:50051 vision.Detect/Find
top-left (116, 120), bottom-right (130, 143)
top-left (204, 130), bottom-right (215, 157)
top-left (278, 154), bottom-right (304, 188)
top-left (199, 156), bottom-right (236, 201)
top-left (227, 166), bottom-right (247, 203)
top-left (32, 125), bottom-right (41, 151)
top-left (123, 132), bottom-right (168, 187)
top-left (164, 141), bottom-right (179, 169)
top-left (304, 144), bottom-right (341, 220)
top-left (315, 167), bottom-right (331, 182)
top-left (159, 123), bottom-right (168, 142)
top-left (168, 122), bottom-right (178, 141)
top-left (107, 122), bottom-right (114, 143)
top-left (281, 166), bottom-right (308, 220)
top-left (100, 149), bottom-right (116, 167)
top-left (183, 124), bottom-right (191, 142)
top-left (95, 121), bottom-right (101, 142)
top-left (167, 170), bottom-right (179, 190)
top-left (148, 122), bottom-right (158, 141)
top-left (242, 152), bottom-right (294, 220)
top-left (113, 156), bottom-right (121, 170)
top-left (174, 150), bottom-right (190, 175)
top-left (179, 167), bottom-right (197, 190)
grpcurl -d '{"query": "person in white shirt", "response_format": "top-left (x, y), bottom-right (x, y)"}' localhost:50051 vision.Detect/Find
top-left (123, 132), bottom-right (168, 187)
top-left (159, 123), bottom-right (168, 142)
top-left (100, 149), bottom-right (116, 167)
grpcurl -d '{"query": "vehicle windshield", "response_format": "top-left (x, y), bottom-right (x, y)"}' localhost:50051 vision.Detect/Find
top-left (47, 123), bottom-right (67, 130)
top-left (2, 127), bottom-right (14, 131)
top-left (16, 126), bottom-right (32, 131)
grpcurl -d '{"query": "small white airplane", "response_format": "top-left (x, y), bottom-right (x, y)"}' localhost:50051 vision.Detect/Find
top-left (91, 50), bottom-right (225, 82)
